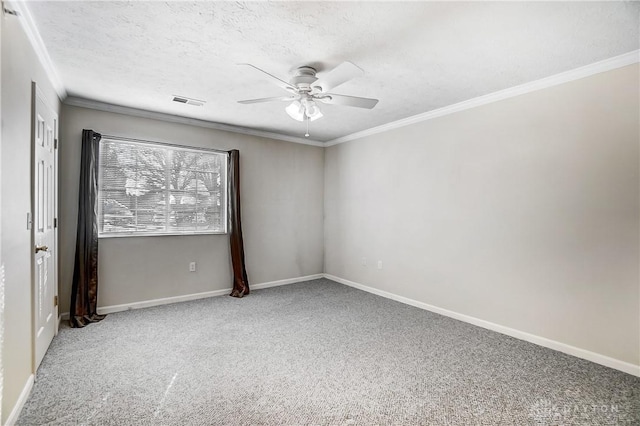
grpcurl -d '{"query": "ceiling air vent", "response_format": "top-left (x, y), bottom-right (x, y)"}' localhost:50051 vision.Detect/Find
top-left (172, 95), bottom-right (206, 107)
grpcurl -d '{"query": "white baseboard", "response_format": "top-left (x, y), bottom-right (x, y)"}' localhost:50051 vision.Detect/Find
top-left (324, 274), bottom-right (640, 378)
top-left (251, 274), bottom-right (324, 290)
top-left (4, 374), bottom-right (34, 426)
top-left (96, 288), bottom-right (231, 315)
top-left (60, 274), bottom-right (325, 318)
top-left (58, 273), bottom-right (638, 377)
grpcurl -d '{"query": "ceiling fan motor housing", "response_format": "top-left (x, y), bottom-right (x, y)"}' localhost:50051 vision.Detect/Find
top-left (290, 66), bottom-right (318, 91)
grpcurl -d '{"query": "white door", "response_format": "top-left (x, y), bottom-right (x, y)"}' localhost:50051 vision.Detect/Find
top-left (33, 83), bottom-right (58, 370)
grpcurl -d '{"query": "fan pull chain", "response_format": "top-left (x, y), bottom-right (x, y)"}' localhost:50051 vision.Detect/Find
top-left (305, 116), bottom-right (310, 138)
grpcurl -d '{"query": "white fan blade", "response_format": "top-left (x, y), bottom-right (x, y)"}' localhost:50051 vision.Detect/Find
top-left (238, 63), bottom-right (296, 92)
top-left (238, 96), bottom-right (297, 104)
top-left (313, 62), bottom-right (364, 92)
top-left (318, 94), bottom-right (378, 109)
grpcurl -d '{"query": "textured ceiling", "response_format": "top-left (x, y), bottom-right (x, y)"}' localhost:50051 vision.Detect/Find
top-left (26, 1), bottom-right (639, 142)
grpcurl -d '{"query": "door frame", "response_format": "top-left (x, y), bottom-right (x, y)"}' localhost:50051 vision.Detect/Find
top-left (30, 82), bottom-right (59, 374)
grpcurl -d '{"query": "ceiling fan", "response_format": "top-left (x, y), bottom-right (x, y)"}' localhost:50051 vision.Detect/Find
top-left (237, 61), bottom-right (379, 137)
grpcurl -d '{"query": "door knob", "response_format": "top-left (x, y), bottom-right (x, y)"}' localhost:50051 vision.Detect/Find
top-left (35, 245), bottom-right (49, 253)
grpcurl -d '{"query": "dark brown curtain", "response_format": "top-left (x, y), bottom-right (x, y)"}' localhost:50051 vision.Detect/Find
top-left (228, 149), bottom-right (249, 297)
top-left (70, 130), bottom-right (106, 327)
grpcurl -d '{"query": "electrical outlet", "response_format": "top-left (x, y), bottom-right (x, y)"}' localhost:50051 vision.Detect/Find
top-left (361, 257), bottom-right (367, 266)
top-left (189, 262), bottom-right (196, 272)
top-left (377, 260), bottom-right (383, 270)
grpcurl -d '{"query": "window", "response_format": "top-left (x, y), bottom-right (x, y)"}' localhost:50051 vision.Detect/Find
top-left (98, 137), bottom-right (227, 237)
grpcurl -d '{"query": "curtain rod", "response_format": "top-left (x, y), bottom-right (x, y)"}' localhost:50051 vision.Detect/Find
top-left (99, 133), bottom-right (230, 155)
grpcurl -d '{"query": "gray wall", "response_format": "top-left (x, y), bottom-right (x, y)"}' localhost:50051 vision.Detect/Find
top-left (324, 64), bottom-right (639, 366)
top-left (1, 17), bottom-right (61, 423)
top-left (59, 105), bottom-right (324, 314)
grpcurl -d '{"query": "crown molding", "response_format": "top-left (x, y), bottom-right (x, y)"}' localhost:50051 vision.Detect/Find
top-left (325, 49), bottom-right (640, 147)
top-left (10, 0), bottom-right (637, 148)
top-left (9, 0), bottom-right (67, 100)
top-left (64, 97), bottom-right (325, 147)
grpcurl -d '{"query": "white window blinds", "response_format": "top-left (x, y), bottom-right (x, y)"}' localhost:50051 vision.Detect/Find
top-left (98, 138), bottom-right (227, 236)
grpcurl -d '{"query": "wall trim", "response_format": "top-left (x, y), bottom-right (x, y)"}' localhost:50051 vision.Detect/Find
top-left (63, 97), bottom-right (325, 147)
top-left (4, 374), bottom-right (34, 426)
top-left (251, 274), bottom-right (324, 290)
top-left (6, 1), bottom-right (638, 148)
top-left (59, 274), bottom-right (324, 318)
top-left (323, 274), bottom-right (640, 378)
top-left (51, 272), bottom-right (640, 377)
top-left (66, 50), bottom-right (639, 149)
top-left (325, 49), bottom-right (640, 146)
top-left (8, 1), bottom-right (67, 100)
top-left (96, 289), bottom-right (230, 315)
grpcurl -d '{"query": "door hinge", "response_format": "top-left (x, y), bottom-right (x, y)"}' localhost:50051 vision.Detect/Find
top-left (54, 295), bottom-right (58, 306)
top-left (2, 3), bottom-right (19, 16)
top-left (54, 218), bottom-right (57, 228)
top-left (54, 139), bottom-right (58, 149)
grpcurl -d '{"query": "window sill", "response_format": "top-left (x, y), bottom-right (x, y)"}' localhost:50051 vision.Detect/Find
top-left (99, 231), bottom-right (228, 239)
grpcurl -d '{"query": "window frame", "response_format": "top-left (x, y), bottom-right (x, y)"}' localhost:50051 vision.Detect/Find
top-left (97, 136), bottom-right (229, 238)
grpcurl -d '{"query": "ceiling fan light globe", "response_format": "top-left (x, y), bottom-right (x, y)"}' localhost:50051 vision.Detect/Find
top-left (306, 101), bottom-right (318, 115)
top-left (307, 109), bottom-right (323, 121)
top-left (305, 102), bottom-right (323, 121)
top-left (285, 100), bottom-right (305, 121)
